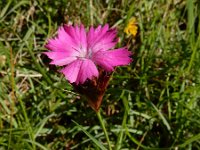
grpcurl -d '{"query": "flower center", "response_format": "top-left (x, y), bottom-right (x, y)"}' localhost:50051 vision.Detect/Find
top-left (79, 48), bottom-right (87, 58)
top-left (78, 46), bottom-right (93, 59)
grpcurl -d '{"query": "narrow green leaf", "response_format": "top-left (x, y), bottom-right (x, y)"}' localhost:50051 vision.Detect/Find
top-left (72, 120), bottom-right (107, 150)
top-left (178, 133), bottom-right (200, 148)
top-left (150, 102), bottom-right (171, 132)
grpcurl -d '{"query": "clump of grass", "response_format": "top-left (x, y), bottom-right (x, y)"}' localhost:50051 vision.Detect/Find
top-left (0, 0), bottom-right (200, 149)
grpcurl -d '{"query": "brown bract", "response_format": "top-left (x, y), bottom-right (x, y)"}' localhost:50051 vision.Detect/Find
top-left (72, 68), bottom-right (112, 112)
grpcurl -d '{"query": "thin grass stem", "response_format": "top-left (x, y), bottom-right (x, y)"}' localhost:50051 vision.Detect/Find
top-left (96, 109), bottom-right (112, 150)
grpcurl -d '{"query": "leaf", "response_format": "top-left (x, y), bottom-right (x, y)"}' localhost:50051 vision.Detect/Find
top-left (72, 120), bottom-right (107, 150)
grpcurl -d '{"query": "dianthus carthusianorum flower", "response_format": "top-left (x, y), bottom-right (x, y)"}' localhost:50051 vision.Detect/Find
top-left (44, 24), bottom-right (132, 84)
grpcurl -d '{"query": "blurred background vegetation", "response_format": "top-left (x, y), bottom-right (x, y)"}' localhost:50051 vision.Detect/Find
top-left (0, 0), bottom-right (200, 149)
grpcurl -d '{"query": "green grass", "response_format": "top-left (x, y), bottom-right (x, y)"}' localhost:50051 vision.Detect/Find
top-left (0, 0), bottom-right (200, 149)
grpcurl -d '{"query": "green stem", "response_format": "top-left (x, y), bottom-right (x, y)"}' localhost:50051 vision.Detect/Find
top-left (96, 110), bottom-right (112, 150)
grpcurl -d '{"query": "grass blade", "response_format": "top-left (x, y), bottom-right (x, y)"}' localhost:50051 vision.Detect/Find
top-left (72, 120), bottom-right (107, 150)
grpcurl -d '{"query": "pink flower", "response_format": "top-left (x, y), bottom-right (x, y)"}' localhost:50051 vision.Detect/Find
top-left (44, 24), bottom-right (132, 84)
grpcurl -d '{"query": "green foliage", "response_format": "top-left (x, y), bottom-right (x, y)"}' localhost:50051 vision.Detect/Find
top-left (0, 0), bottom-right (200, 149)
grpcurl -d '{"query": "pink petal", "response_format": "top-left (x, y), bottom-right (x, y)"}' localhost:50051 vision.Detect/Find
top-left (57, 26), bottom-right (75, 46)
top-left (88, 25), bottom-right (118, 53)
top-left (74, 24), bottom-right (87, 53)
top-left (75, 24), bottom-right (87, 48)
top-left (87, 24), bottom-right (109, 47)
top-left (87, 26), bottom-right (95, 43)
top-left (45, 26), bottom-right (79, 53)
top-left (60, 60), bottom-right (82, 83)
top-left (92, 48), bottom-right (132, 71)
top-left (63, 25), bottom-right (79, 46)
top-left (60, 59), bottom-right (98, 84)
top-left (79, 24), bottom-right (87, 51)
top-left (64, 24), bottom-right (87, 52)
top-left (44, 51), bottom-right (77, 66)
top-left (77, 59), bottom-right (98, 84)
top-left (43, 51), bottom-right (71, 59)
top-left (91, 40), bottom-right (117, 53)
